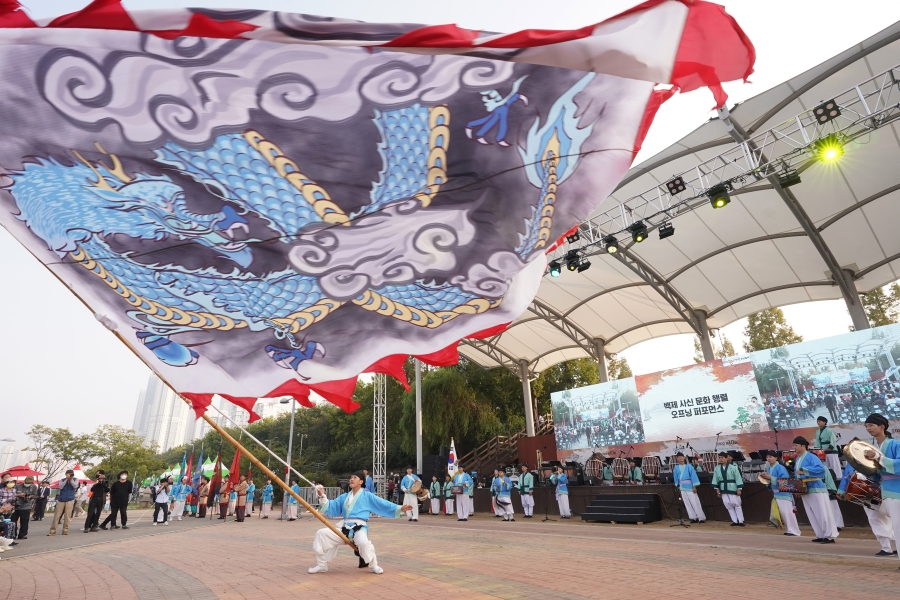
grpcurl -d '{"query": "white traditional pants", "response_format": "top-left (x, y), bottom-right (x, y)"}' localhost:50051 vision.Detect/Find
top-left (521, 494), bottom-right (535, 516)
top-left (865, 504), bottom-right (895, 553)
top-left (228, 499), bottom-right (236, 515)
top-left (173, 500), bottom-right (186, 518)
top-left (430, 498), bottom-right (440, 514)
top-left (403, 493), bottom-right (418, 519)
top-left (829, 498), bottom-right (845, 528)
top-left (802, 492), bottom-right (838, 539)
top-left (825, 454), bottom-right (842, 478)
top-left (445, 498), bottom-right (454, 515)
top-left (721, 494), bottom-right (743, 523)
top-left (496, 497), bottom-right (514, 520)
top-left (681, 490), bottom-right (705, 521)
top-left (557, 494), bottom-right (571, 517)
top-left (455, 494), bottom-right (467, 519)
top-left (468, 495), bottom-right (474, 515)
top-left (287, 504), bottom-right (298, 519)
top-left (262, 501), bottom-right (272, 517)
top-left (312, 524), bottom-right (378, 570)
top-left (776, 498), bottom-right (801, 536)
top-left (880, 498), bottom-right (900, 563)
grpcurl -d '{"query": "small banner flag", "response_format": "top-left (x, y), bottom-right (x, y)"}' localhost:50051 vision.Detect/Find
top-left (448, 439), bottom-right (457, 477)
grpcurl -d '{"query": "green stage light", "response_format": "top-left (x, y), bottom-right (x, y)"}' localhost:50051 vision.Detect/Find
top-left (549, 260), bottom-right (561, 277)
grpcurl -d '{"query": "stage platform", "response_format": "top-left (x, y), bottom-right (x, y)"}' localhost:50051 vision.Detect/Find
top-left (474, 482), bottom-right (868, 526)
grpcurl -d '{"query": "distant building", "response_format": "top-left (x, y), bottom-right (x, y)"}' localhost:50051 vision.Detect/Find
top-left (131, 375), bottom-right (289, 452)
top-left (0, 444), bottom-right (17, 471)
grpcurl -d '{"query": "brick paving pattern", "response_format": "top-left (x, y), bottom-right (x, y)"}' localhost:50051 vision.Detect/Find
top-left (2, 511), bottom-right (899, 599)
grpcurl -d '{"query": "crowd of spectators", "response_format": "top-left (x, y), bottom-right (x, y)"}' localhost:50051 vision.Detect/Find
top-left (762, 379), bottom-right (900, 428)
top-left (555, 415), bottom-right (644, 450)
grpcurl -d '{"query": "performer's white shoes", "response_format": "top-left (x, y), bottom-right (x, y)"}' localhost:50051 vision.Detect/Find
top-left (370, 564), bottom-right (384, 574)
top-left (308, 565), bottom-right (328, 574)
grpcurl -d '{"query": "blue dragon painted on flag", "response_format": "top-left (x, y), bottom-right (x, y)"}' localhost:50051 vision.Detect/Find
top-left (4, 73), bottom-right (596, 374)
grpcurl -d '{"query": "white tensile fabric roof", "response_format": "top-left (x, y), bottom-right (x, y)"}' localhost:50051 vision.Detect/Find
top-left (461, 21), bottom-right (900, 376)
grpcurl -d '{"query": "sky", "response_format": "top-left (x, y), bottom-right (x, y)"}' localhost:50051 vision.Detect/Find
top-left (2, 0), bottom-right (900, 451)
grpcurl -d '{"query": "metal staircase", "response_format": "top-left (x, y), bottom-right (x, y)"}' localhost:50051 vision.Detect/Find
top-left (458, 414), bottom-right (553, 477)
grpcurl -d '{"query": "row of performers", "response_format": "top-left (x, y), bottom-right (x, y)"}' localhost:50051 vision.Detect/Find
top-left (674, 413), bottom-right (900, 563)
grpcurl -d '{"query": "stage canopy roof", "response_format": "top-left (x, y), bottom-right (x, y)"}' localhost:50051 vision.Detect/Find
top-left (460, 20), bottom-right (900, 377)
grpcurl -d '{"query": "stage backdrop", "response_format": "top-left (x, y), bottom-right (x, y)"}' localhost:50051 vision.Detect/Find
top-left (553, 322), bottom-right (900, 464)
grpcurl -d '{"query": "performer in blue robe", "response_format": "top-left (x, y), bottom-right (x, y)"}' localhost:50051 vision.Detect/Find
top-left (837, 461), bottom-right (895, 555)
top-left (246, 480), bottom-right (256, 517)
top-left (673, 452), bottom-right (705, 523)
top-left (764, 451), bottom-right (799, 536)
top-left (309, 470), bottom-right (412, 575)
top-left (491, 471), bottom-right (515, 521)
top-left (793, 436), bottom-right (838, 542)
top-left (261, 479), bottom-right (274, 519)
top-left (863, 414), bottom-right (900, 565)
top-left (400, 467), bottom-right (421, 521)
top-left (549, 467), bottom-right (571, 518)
top-left (452, 466), bottom-right (473, 521)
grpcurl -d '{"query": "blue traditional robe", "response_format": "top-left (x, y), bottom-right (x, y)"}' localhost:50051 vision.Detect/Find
top-left (673, 463), bottom-right (700, 491)
top-left (286, 483), bottom-right (300, 505)
top-left (550, 473), bottom-right (569, 495)
top-left (794, 450), bottom-right (827, 493)
top-left (491, 476), bottom-right (513, 499)
top-left (443, 480), bottom-right (454, 499)
top-left (400, 474), bottom-right (420, 493)
top-left (246, 483), bottom-right (256, 503)
top-left (767, 462), bottom-right (792, 500)
top-left (365, 475), bottom-right (375, 494)
top-left (815, 427), bottom-right (838, 451)
top-left (879, 437), bottom-right (900, 500)
top-left (711, 464), bottom-right (743, 494)
top-left (262, 484), bottom-right (274, 503)
top-left (172, 483), bottom-right (192, 502)
top-left (518, 472), bottom-right (534, 493)
top-left (452, 472), bottom-right (472, 493)
top-left (319, 489), bottom-right (403, 533)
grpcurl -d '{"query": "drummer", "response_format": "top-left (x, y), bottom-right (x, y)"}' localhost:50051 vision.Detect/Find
top-left (814, 416), bottom-right (843, 477)
top-left (673, 452), bottom-right (705, 523)
top-left (399, 467), bottom-right (420, 522)
top-left (763, 451), bottom-right (800, 536)
top-left (602, 460), bottom-right (614, 486)
top-left (491, 469), bottom-right (515, 521)
top-left (628, 459), bottom-right (643, 485)
top-left (690, 456), bottom-right (703, 472)
top-left (712, 452), bottom-right (744, 527)
top-left (452, 465), bottom-right (473, 521)
top-left (792, 435), bottom-right (838, 544)
top-left (862, 413), bottom-right (900, 567)
top-left (837, 461), bottom-right (896, 556)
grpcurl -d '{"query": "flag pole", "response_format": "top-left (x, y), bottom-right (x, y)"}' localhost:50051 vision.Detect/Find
top-left (178, 395), bottom-right (357, 551)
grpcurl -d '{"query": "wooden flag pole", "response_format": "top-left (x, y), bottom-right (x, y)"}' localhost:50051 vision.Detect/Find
top-left (179, 396), bottom-right (358, 552)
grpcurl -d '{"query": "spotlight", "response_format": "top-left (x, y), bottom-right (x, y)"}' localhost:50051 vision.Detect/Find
top-left (603, 235), bottom-right (618, 254)
top-left (658, 222), bottom-right (675, 239)
top-left (565, 249), bottom-right (579, 272)
top-left (666, 176), bottom-right (686, 195)
top-left (548, 260), bottom-right (561, 277)
top-left (814, 133), bottom-right (844, 162)
top-left (629, 221), bottom-right (648, 243)
top-left (577, 259), bottom-right (591, 273)
top-left (708, 184), bottom-right (730, 209)
top-left (813, 99), bottom-right (840, 124)
top-left (777, 171), bottom-right (802, 188)
top-left (566, 231), bottom-right (581, 244)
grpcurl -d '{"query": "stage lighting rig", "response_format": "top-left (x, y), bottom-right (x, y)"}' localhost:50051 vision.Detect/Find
top-left (708, 183), bottom-right (731, 209)
top-left (777, 170), bottom-right (802, 188)
top-left (629, 220), bottom-right (648, 243)
top-left (548, 260), bottom-right (561, 277)
top-left (813, 99), bottom-right (840, 124)
top-left (658, 222), bottom-right (675, 239)
top-left (814, 133), bottom-right (844, 162)
top-left (603, 235), bottom-right (618, 254)
top-left (577, 259), bottom-right (591, 273)
top-left (666, 176), bottom-right (686, 195)
top-left (565, 249), bottom-right (580, 272)
top-left (566, 231), bottom-right (581, 244)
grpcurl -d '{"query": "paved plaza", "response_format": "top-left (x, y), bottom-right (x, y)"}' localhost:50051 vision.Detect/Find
top-left (2, 508), bottom-right (900, 599)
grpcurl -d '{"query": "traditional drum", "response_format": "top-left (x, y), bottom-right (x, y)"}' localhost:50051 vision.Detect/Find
top-left (845, 473), bottom-right (882, 508)
top-left (758, 472), bottom-right (772, 484)
top-left (611, 458), bottom-right (629, 483)
top-left (409, 480), bottom-right (422, 494)
top-left (641, 456), bottom-right (661, 481)
top-left (843, 439), bottom-right (883, 477)
top-left (701, 452), bottom-right (718, 473)
top-left (777, 478), bottom-right (808, 494)
top-left (584, 454), bottom-right (605, 479)
top-left (451, 485), bottom-right (464, 495)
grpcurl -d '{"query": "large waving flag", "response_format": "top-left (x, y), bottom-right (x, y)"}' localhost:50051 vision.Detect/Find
top-left (0, 1), bottom-right (753, 416)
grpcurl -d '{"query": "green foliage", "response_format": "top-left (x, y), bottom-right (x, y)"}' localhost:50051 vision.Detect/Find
top-left (742, 308), bottom-right (803, 352)
top-left (862, 283), bottom-right (900, 327)
top-left (693, 334), bottom-right (737, 363)
top-left (23, 425), bottom-right (97, 483)
top-left (732, 407), bottom-right (751, 431)
top-left (607, 355), bottom-right (632, 380)
top-left (533, 358), bottom-right (599, 414)
top-left (88, 425), bottom-right (165, 480)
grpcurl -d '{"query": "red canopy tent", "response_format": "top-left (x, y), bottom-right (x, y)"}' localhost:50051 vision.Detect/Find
top-left (48, 464), bottom-right (94, 488)
top-left (1, 463), bottom-right (44, 481)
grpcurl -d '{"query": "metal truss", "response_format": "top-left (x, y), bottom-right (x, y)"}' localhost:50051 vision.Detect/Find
top-left (526, 298), bottom-right (601, 360)
top-left (372, 373), bottom-right (386, 499)
top-left (460, 336), bottom-right (535, 379)
top-left (547, 62), bottom-right (900, 262)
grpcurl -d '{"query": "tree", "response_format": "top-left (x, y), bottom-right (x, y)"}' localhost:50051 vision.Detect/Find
top-left (862, 283), bottom-right (900, 327)
top-left (532, 358), bottom-right (600, 416)
top-left (607, 356), bottom-right (633, 380)
top-left (693, 334), bottom-right (737, 363)
top-left (742, 308), bottom-right (803, 352)
top-left (23, 425), bottom-right (96, 483)
top-left (89, 425), bottom-right (166, 481)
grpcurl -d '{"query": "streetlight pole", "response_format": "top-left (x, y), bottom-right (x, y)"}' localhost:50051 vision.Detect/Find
top-left (279, 397), bottom-right (296, 520)
top-left (298, 434), bottom-right (308, 460)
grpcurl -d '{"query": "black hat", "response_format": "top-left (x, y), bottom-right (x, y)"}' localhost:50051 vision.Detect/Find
top-left (675, 452), bottom-right (685, 457)
top-left (718, 452), bottom-right (728, 457)
top-left (817, 416), bottom-right (828, 424)
top-left (793, 436), bottom-right (809, 446)
top-left (865, 413), bottom-right (890, 429)
top-left (763, 450), bottom-right (778, 458)
top-left (352, 470), bottom-right (366, 481)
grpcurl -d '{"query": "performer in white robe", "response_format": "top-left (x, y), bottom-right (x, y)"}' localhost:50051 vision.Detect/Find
top-left (309, 471), bottom-right (412, 575)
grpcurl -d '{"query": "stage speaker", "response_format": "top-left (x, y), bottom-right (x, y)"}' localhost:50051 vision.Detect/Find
top-left (698, 472), bottom-right (712, 484)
